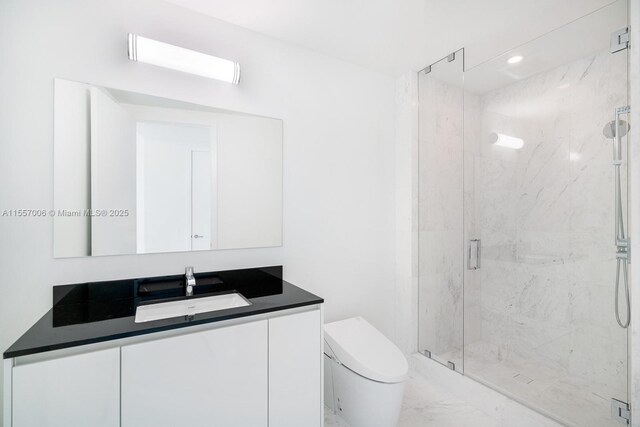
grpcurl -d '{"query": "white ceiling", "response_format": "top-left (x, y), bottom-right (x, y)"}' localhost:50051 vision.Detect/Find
top-left (165, 0), bottom-right (618, 76)
top-left (464, 0), bottom-right (627, 94)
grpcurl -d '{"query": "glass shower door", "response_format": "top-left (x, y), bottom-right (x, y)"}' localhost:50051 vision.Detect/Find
top-left (462, 1), bottom-right (629, 425)
top-left (418, 49), bottom-right (465, 372)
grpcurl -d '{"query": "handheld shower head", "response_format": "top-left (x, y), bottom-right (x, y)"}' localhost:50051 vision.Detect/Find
top-left (603, 120), bottom-right (630, 139)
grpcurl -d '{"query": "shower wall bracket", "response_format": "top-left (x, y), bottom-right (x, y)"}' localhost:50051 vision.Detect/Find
top-left (611, 398), bottom-right (630, 424)
top-left (611, 27), bottom-right (630, 53)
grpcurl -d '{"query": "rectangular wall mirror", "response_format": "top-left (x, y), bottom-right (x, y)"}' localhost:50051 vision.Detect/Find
top-left (53, 78), bottom-right (283, 258)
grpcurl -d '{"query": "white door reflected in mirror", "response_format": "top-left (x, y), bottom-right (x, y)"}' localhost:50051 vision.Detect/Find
top-left (191, 150), bottom-right (213, 251)
top-left (135, 122), bottom-right (214, 254)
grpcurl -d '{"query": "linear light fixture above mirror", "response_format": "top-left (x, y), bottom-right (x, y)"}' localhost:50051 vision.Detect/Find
top-left (127, 34), bottom-right (241, 85)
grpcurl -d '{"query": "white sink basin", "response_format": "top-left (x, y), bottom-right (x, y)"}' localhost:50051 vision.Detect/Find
top-left (135, 293), bottom-right (251, 323)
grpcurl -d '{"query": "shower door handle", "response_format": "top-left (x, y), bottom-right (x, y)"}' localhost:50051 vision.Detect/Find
top-left (467, 239), bottom-right (481, 270)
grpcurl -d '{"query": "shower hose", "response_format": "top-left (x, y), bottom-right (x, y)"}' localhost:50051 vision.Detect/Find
top-left (614, 143), bottom-right (630, 329)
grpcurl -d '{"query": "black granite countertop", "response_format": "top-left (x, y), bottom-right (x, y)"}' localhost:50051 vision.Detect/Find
top-left (4, 266), bottom-right (323, 359)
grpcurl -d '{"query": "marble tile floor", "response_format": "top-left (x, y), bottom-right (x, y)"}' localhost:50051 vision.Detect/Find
top-left (325, 353), bottom-right (561, 427)
top-left (461, 341), bottom-right (626, 427)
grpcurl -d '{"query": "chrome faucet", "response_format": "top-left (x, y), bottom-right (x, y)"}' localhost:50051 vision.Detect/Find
top-left (185, 266), bottom-right (196, 296)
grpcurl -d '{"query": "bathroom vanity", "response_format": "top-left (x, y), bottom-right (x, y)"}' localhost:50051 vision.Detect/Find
top-left (3, 266), bottom-right (323, 427)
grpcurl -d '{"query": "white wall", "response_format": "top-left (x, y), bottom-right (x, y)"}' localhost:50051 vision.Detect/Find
top-left (90, 87), bottom-right (138, 256)
top-left (53, 79), bottom-right (91, 257)
top-left (0, 0), bottom-right (396, 420)
top-left (216, 114), bottom-right (283, 250)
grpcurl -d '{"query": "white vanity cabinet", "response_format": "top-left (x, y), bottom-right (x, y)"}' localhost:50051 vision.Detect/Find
top-left (4, 305), bottom-right (323, 427)
top-left (269, 309), bottom-right (322, 427)
top-left (121, 319), bottom-right (268, 427)
top-left (10, 347), bottom-right (120, 427)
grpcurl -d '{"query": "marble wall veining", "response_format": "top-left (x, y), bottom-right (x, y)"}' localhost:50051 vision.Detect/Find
top-left (418, 42), bottom-right (630, 426)
top-left (412, 2), bottom-right (634, 425)
top-left (417, 56), bottom-right (465, 367)
top-left (467, 47), bottom-right (629, 418)
top-left (394, 71), bottom-right (420, 356)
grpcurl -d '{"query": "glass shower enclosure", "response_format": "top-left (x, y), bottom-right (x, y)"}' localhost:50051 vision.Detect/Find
top-left (417, 48), bottom-right (465, 372)
top-left (418, 1), bottom-right (630, 425)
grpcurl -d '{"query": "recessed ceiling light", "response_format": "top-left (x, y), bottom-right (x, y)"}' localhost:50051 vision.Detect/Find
top-left (507, 55), bottom-right (523, 64)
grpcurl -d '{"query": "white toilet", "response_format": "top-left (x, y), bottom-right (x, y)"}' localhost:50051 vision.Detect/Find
top-left (324, 317), bottom-right (408, 427)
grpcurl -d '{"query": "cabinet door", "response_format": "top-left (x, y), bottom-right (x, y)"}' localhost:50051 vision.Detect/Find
top-left (121, 320), bottom-right (268, 427)
top-left (12, 347), bottom-right (120, 427)
top-left (269, 309), bottom-right (321, 427)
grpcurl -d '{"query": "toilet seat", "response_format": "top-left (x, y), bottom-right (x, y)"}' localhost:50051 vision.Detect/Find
top-left (324, 317), bottom-right (408, 383)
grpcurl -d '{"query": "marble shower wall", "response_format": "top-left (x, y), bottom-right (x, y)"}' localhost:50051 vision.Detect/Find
top-left (394, 71), bottom-right (420, 356)
top-left (417, 63), bottom-right (465, 365)
top-left (469, 48), bottom-right (629, 394)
